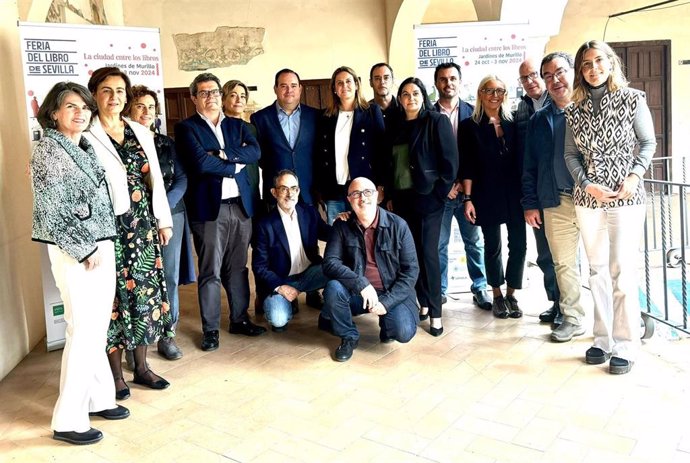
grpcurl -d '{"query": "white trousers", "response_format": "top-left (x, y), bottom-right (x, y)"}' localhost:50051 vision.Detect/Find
top-left (49, 240), bottom-right (116, 432)
top-left (575, 205), bottom-right (645, 361)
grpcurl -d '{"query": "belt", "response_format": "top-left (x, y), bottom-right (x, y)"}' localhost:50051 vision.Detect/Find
top-left (558, 188), bottom-right (573, 195)
top-left (221, 197), bottom-right (241, 205)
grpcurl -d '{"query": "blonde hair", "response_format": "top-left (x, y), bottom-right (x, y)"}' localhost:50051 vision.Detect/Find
top-left (470, 75), bottom-right (512, 123)
top-left (571, 40), bottom-right (628, 106)
top-left (325, 66), bottom-right (369, 117)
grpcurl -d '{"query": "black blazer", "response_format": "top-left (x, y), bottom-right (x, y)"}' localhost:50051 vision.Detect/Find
top-left (313, 105), bottom-right (386, 200)
top-left (459, 115), bottom-right (522, 226)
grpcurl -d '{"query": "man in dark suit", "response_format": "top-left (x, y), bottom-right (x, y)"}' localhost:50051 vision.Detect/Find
top-left (175, 72), bottom-right (266, 351)
top-left (252, 170), bottom-right (330, 332)
top-left (433, 62), bottom-right (492, 310)
top-left (323, 177), bottom-right (419, 362)
top-left (250, 68), bottom-right (319, 206)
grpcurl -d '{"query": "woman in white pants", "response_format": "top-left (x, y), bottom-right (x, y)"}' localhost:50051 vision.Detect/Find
top-left (31, 82), bottom-right (130, 445)
top-left (564, 40), bottom-right (656, 375)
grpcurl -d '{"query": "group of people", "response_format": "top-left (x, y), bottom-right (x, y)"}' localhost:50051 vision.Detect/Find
top-left (30, 38), bottom-right (654, 445)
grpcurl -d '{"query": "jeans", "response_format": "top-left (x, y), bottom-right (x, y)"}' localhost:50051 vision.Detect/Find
top-left (438, 197), bottom-right (487, 294)
top-left (543, 195), bottom-right (585, 324)
top-left (325, 199), bottom-right (348, 225)
top-left (160, 210), bottom-right (185, 326)
top-left (576, 204), bottom-right (645, 361)
top-left (481, 221), bottom-right (527, 289)
top-left (263, 264), bottom-right (328, 328)
top-left (323, 280), bottom-right (417, 342)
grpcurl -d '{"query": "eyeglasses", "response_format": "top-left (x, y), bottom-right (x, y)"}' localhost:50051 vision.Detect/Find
top-left (275, 185), bottom-right (300, 195)
top-left (347, 189), bottom-right (376, 199)
top-left (518, 72), bottom-right (540, 84)
top-left (542, 67), bottom-right (569, 83)
top-left (480, 88), bottom-right (507, 97)
top-left (197, 89), bottom-right (221, 99)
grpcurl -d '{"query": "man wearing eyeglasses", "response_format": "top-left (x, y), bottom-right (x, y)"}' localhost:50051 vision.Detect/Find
top-left (522, 52), bottom-right (587, 343)
top-left (175, 72), bottom-right (265, 351)
top-left (515, 58), bottom-right (561, 326)
top-left (252, 170), bottom-right (331, 332)
top-left (322, 177), bottom-right (419, 362)
top-left (368, 63), bottom-right (399, 128)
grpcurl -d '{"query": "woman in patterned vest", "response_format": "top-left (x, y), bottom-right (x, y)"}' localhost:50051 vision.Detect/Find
top-left (564, 40), bottom-right (656, 375)
top-left (31, 82), bottom-right (129, 445)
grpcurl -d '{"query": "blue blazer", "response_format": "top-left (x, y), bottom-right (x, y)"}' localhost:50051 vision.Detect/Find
top-left (175, 114), bottom-right (260, 221)
top-left (250, 103), bottom-right (319, 205)
top-left (251, 203), bottom-right (331, 293)
top-left (313, 105), bottom-right (386, 200)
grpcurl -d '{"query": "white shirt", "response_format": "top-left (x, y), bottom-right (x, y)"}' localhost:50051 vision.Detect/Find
top-left (278, 206), bottom-right (311, 276)
top-left (437, 100), bottom-right (459, 137)
top-left (198, 111), bottom-right (245, 199)
top-left (334, 110), bottom-right (354, 185)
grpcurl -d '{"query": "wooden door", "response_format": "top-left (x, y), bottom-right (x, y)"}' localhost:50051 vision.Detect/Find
top-left (163, 87), bottom-right (197, 139)
top-left (301, 79), bottom-right (330, 109)
top-left (611, 41), bottom-right (671, 181)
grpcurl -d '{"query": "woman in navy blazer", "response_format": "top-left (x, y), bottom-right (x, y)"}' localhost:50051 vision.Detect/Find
top-left (314, 66), bottom-right (386, 223)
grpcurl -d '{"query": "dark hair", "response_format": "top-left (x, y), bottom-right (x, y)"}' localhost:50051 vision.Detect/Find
top-left (396, 77), bottom-right (432, 115)
top-left (433, 62), bottom-right (462, 82)
top-left (87, 67), bottom-right (133, 115)
top-left (325, 66), bottom-right (369, 117)
top-left (540, 51), bottom-right (575, 76)
top-left (129, 85), bottom-right (160, 114)
top-left (274, 68), bottom-right (301, 87)
top-left (369, 62), bottom-right (394, 81)
top-left (189, 72), bottom-right (221, 97)
top-left (273, 169), bottom-right (299, 187)
top-left (37, 81), bottom-right (96, 130)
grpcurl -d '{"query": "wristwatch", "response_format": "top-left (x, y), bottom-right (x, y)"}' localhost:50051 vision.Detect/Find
top-left (462, 194), bottom-right (472, 203)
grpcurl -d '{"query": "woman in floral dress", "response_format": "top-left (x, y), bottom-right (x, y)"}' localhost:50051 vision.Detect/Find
top-left (85, 67), bottom-right (173, 400)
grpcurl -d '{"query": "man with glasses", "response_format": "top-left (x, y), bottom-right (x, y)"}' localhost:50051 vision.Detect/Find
top-left (322, 177), bottom-right (419, 362)
top-left (432, 62), bottom-right (491, 310)
top-left (175, 72), bottom-right (265, 351)
top-left (368, 63), bottom-right (399, 127)
top-left (515, 58), bottom-right (561, 325)
top-left (252, 170), bottom-right (331, 332)
top-left (522, 52), bottom-right (587, 342)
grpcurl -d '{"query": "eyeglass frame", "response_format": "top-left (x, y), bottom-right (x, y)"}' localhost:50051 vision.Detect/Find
top-left (517, 72), bottom-right (540, 84)
top-left (275, 185), bottom-right (300, 195)
top-left (196, 89), bottom-right (221, 99)
top-left (480, 88), bottom-right (507, 97)
top-left (347, 189), bottom-right (376, 199)
top-left (542, 67), bottom-right (570, 83)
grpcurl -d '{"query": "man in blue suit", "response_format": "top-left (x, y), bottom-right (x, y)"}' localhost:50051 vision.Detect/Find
top-left (433, 62), bottom-right (491, 310)
top-left (175, 72), bottom-right (266, 351)
top-left (250, 68), bottom-right (319, 206)
top-left (252, 170), bottom-right (331, 332)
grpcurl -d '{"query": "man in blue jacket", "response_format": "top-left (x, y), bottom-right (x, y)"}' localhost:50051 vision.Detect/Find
top-left (252, 170), bottom-right (330, 332)
top-left (322, 177), bottom-right (419, 362)
top-left (522, 52), bottom-right (586, 342)
top-left (175, 72), bottom-right (266, 351)
top-left (433, 62), bottom-right (491, 310)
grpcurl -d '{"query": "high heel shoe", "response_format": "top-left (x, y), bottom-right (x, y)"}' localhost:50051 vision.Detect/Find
top-left (419, 307), bottom-right (429, 321)
top-left (429, 317), bottom-right (443, 337)
top-left (114, 377), bottom-right (130, 401)
top-left (132, 369), bottom-right (170, 390)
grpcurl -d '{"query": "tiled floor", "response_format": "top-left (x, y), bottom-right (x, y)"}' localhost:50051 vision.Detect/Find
top-left (2, 263), bottom-right (690, 462)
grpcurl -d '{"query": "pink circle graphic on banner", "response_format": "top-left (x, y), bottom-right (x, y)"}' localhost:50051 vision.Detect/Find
top-left (141, 43), bottom-right (147, 49)
top-left (28, 90), bottom-right (34, 96)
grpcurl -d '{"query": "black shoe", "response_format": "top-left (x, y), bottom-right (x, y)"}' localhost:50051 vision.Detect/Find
top-left (585, 347), bottom-right (611, 365)
top-left (158, 337), bottom-right (183, 360)
top-left (201, 330), bottom-right (219, 351)
top-left (334, 338), bottom-right (358, 362)
top-left (89, 405), bottom-right (130, 420)
top-left (53, 428), bottom-right (103, 445)
top-left (473, 290), bottom-right (493, 310)
top-left (429, 326), bottom-right (444, 337)
top-left (305, 290), bottom-right (324, 309)
top-left (318, 314), bottom-right (334, 334)
top-left (539, 305), bottom-right (558, 323)
top-left (272, 324), bottom-right (288, 333)
top-left (419, 307), bottom-right (429, 321)
top-left (229, 320), bottom-right (267, 337)
top-left (441, 294), bottom-right (448, 305)
top-left (505, 295), bottom-right (523, 318)
top-left (550, 321), bottom-right (586, 342)
top-left (114, 377), bottom-right (130, 401)
top-left (132, 370), bottom-right (170, 390)
top-left (553, 311), bottom-right (564, 326)
top-left (379, 330), bottom-right (394, 344)
top-left (492, 296), bottom-right (509, 319)
top-left (609, 356), bottom-right (633, 375)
